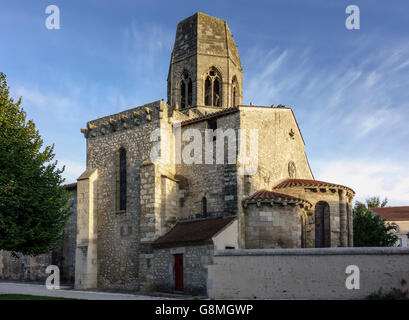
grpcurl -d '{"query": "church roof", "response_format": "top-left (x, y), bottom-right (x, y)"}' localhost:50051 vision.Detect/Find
top-left (180, 106), bottom-right (239, 126)
top-left (170, 12), bottom-right (241, 68)
top-left (61, 183), bottom-right (77, 190)
top-left (153, 216), bottom-right (236, 249)
top-left (372, 206), bottom-right (409, 221)
top-left (273, 179), bottom-right (355, 194)
top-left (243, 189), bottom-right (312, 208)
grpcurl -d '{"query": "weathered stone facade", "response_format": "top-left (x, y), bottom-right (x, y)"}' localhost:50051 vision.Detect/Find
top-left (72, 12), bottom-right (355, 293)
top-left (1, 12), bottom-right (355, 295)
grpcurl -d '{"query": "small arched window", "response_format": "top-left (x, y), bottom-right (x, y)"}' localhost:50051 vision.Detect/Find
top-left (118, 148), bottom-right (127, 211)
top-left (204, 67), bottom-right (222, 107)
top-left (180, 71), bottom-right (192, 109)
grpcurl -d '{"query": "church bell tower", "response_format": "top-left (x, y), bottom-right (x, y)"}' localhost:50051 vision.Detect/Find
top-left (167, 12), bottom-right (243, 110)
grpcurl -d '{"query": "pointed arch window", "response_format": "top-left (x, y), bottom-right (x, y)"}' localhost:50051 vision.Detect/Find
top-left (180, 71), bottom-right (192, 109)
top-left (204, 67), bottom-right (222, 107)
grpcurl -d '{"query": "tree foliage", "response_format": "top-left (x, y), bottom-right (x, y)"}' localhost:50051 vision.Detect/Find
top-left (353, 196), bottom-right (398, 247)
top-left (0, 72), bottom-right (72, 256)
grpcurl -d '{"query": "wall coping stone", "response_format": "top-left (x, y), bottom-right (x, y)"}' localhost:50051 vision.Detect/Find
top-left (214, 247), bottom-right (409, 256)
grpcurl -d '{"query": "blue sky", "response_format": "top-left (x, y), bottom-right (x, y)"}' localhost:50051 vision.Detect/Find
top-left (1, 0), bottom-right (409, 205)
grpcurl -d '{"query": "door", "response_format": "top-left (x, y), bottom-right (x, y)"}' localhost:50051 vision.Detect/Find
top-left (174, 254), bottom-right (183, 291)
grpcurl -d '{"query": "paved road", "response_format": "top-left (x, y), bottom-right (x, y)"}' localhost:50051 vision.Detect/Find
top-left (0, 281), bottom-right (175, 300)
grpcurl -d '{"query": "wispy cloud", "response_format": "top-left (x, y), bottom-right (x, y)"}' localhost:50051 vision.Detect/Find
top-left (243, 40), bottom-right (409, 141)
top-left (243, 37), bottom-right (409, 204)
top-left (13, 85), bottom-right (82, 122)
top-left (123, 20), bottom-right (174, 73)
top-left (314, 159), bottom-right (409, 206)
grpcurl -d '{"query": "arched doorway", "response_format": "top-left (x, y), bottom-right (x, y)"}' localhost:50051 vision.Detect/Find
top-left (315, 201), bottom-right (330, 247)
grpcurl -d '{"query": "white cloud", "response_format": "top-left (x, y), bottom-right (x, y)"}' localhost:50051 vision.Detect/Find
top-left (313, 159), bottom-right (409, 206)
top-left (12, 85), bottom-right (82, 121)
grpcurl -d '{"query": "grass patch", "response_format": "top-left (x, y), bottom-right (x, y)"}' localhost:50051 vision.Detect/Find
top-left (0, 294), bottom-right (77, 300)
top-left (367, 279), bottom-right (409, 300)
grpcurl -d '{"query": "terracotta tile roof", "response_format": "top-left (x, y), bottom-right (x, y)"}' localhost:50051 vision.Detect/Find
top-left (179, 107), bottom-right (239, 126)
top-left (372, 207), bottom-right (409, 221)
top-left (153, 216), bottom-right (236, 249)
top-left (243, 189), bottom-right (312, 208)
top-left (273, 179), bottom-right (355, 194)
top-left (61, 183), bottom-right (77, 190)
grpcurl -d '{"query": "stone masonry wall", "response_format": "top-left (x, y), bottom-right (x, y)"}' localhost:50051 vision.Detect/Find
top-left (208, 248), bottom-right (409, 299)
top-left (245, 204), bottom-right (304, 249)
top-left (84, 100), bottom-right (169, 290)
top-left (176, 112), bottom-right (240, 219)
top-left (236, 106), bottom-right (314, 248)
top-left (273, 185), bottom-right (354, 248)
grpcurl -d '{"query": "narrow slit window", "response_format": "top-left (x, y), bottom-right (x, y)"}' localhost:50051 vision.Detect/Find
top-left (180, 80), bottom-right (186, 109)
top-left (187, 79), bottom-right (192, 107)
top-left (202, 197), bottom-right (207, 217)
top-left (205, 77), bottom-right (212, 106)
top-left (119, 148), bottom-right (127, 211)
top-left (213, 78), bottom-right (220, 106)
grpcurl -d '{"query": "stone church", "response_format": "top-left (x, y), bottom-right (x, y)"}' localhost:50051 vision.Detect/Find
top-left (0, 12), bottom-right (355, 295)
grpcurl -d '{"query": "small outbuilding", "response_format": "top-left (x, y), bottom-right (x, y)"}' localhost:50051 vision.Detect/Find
top-left (151, 216), bottom-right (238, 295)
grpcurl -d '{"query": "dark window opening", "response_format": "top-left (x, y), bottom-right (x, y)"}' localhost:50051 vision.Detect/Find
top-left (119, 148), bottom-right (127, 211)
top-left (205, 77), bottom-right (212, 106)
top-left (213, 78), bottom-right (220, 106)
top-left (187, 79), bottom-right (192, 107)
top-left (207, 119), bottom-right (217, 131)
top-left (315, 201), bottom-right (330, 248)
top-left (204, 68), bottom-right (222, 106)
top-left (231, 76), bottom-right (239, 107)
top-left (207, 119), bottom-right (217, 141)
top-left (202, 197), bottom-right (207, 217)
top-left (180, 80), bottom-right (186, 109)
top-left (225, 246), bottom-right (235, 250)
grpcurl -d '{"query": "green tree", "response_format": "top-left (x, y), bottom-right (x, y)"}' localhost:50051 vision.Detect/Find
top-left (0, 72), bottom-right (72, 256)
top-left (353, 196), bottom-right (398, 247)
